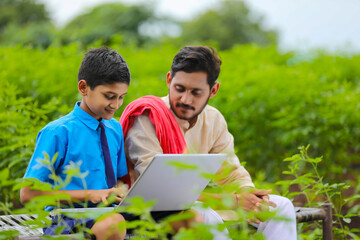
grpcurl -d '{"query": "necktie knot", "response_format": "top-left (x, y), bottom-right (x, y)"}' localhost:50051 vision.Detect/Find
top-left (99, 121), bottom-right (105, 129)
top-left (99, 121), bottom-right (116, 188)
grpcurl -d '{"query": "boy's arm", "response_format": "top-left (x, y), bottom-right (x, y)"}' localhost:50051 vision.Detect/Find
top-left (20, 186), bottom-right (125, 205)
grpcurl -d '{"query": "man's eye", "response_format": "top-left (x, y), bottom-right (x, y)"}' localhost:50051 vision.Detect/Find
top-left (192, 91), bottom-right (202, 96)
top-left (175, 86), bottom-right (185, 92)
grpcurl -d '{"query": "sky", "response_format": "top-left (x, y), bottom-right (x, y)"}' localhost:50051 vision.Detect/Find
top-left (41, 0), bottom-right (360, 53)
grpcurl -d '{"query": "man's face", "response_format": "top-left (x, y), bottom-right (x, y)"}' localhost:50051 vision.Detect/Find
top-left (79, 80), bottom-right (128, 120)
top-left (167, 71), bottom-right (219, 122)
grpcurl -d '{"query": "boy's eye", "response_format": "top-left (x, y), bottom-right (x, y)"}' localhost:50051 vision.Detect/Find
top-left (104, 95), bottom-right (115, 100)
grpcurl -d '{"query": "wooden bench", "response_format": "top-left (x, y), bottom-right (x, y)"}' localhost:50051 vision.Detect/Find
top-left (295, 203), bottom-right (333, 240)
top-left (1, 204), bottom-right (333, 240)
top-left (217, 203), bottom-right (332, 240)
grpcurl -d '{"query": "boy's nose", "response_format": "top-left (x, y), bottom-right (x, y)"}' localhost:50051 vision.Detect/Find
top-left (109, 101), bottom-right (117, 110)
top-left (117, 101), bottom-right (122, 109)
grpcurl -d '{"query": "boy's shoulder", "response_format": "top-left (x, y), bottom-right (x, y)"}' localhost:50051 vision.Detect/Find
top-left (103, 118), bottom-right (123, 134)
top-left (40, 110), bottom-right (77, 134)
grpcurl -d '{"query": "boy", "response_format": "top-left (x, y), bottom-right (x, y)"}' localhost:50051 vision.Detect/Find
top-left (20, 47), bottom-right (131, 240)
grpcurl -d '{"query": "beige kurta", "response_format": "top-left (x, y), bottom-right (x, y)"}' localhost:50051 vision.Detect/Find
top-left (124, 96), bottom-right (255, 188)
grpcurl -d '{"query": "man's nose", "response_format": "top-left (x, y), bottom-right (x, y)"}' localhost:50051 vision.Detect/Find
top-left (180, 91), bottom-right (192, 105)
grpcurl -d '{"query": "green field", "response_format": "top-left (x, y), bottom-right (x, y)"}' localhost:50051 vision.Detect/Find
top-left (1, 43), bottom-right (359, 239)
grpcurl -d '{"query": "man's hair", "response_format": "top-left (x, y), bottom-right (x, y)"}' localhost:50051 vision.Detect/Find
top-left (78, 47), bottom-right (130, 89)
top-left (170, 46), bottom-right (222, 88)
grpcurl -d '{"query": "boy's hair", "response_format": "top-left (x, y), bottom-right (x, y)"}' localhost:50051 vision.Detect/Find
top-left (78, 47), bottom-right (130, 89)
top-left (170, 46), bottom-right (222, 88)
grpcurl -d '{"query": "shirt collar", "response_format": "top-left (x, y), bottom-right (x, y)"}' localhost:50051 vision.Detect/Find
top-left (162, 95), bottom-right (198, 132)
top-left (73, 101), bottom-right (102, 131)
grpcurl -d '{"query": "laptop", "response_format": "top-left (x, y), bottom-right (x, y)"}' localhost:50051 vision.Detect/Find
top-left (118, 153), bottom-right (227, 211)
top-left (56, 153), bottom-right (227, 215)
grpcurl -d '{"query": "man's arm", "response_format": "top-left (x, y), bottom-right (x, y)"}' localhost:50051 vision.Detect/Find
top-left (207, 111), bottom-right (254, 188)
top-left (204, 110), bottom-right (277, 214)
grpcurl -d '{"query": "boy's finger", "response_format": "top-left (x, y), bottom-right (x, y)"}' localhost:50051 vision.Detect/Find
top-left (102, 196), bottom-right (108, 205)
top-left (113, 188), bottom-right (126, 197)
top-left (247, 218), bottom-right (261, 225)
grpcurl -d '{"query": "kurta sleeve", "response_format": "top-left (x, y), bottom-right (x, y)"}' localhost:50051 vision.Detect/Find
top-left (209, 112), bottom-right (255, 189)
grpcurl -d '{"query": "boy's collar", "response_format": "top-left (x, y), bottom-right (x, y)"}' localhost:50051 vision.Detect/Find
top-left (73, 101), bottom-right (103, 131)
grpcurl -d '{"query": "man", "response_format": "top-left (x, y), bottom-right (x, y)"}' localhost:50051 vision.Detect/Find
top-left (120, 46), bottom-right (297, 239)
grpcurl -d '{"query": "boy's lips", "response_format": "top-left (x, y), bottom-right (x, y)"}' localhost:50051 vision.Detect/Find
top-left (106, 109), bottom-right (115, 114)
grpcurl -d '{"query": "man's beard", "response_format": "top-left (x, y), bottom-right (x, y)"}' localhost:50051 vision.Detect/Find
top-left (168, 93), bottom-right (210, 122)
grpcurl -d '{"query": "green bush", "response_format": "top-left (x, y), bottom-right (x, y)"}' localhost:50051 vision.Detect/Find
top-left (211, 45), bottom-right (360, 180)
top-left (1, 43), bottom-right (360, 238)
top-left (0, 43), bottom-right (359, 189)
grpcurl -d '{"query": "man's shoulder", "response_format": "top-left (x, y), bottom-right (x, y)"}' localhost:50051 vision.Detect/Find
top-left (203, 104), bottom-right (225, 118)
top-left (105, 118), bottom-right (123, 133)
top-left (202, 105), bottom-right (228, 128)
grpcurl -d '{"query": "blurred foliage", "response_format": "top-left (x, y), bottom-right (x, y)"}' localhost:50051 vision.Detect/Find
top-left (216, 45), bottom-right (360, 181)
top-left (180, 0), bottom-right (277, 50)
top-left (2, 152), bottom-right (264, 239)
top-left (277, 146), bottom-right (360, 239)
top-left (0, 0), bottom-right (49, 30)
top-left (0, 22), bottom-right (56, 48)
top-left (0, 0), bottom-right (52, 48)
top-left (58, 3), bottom-right (158, 47)
top-left (1, 36), bottom-right (360, 240)
top-left (0, 0), bottom-right (277, 50)
top-left (1, 43), bottom-right (359, 186)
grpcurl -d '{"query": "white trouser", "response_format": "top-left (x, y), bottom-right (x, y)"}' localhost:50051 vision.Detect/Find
top-left (253, 194), bottom-right (297, 240)
top-left (192, 203), bottom-right (231, 240)
top-left (193, 195), bottom-right (297, 240)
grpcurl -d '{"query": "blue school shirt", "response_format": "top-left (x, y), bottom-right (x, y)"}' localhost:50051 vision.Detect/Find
top-left (24, 101), bottom-right (128, 191)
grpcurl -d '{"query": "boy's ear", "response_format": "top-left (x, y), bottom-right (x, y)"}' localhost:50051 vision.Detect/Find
top-left (78, 80), bottom-right (88, 96)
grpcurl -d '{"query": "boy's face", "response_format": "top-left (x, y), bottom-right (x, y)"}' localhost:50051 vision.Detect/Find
top-left (78, 80), bottom-right (128, 120)
top-left (167, 71), bottom-right (219, 122)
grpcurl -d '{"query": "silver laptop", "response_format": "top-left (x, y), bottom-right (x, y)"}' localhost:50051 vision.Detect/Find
top-left (118, 153), bottom-right (227, 211)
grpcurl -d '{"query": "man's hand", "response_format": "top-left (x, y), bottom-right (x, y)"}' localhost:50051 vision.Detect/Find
top-left (87, 187), bottom-right (127, 205)
top-left (235, 189), bottom-right (277, 224)
top-left (252, 189), bottom-right (277, 209)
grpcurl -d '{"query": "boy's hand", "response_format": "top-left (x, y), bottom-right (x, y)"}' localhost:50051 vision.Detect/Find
top-left (87, 187), bottom-right (127, 204)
